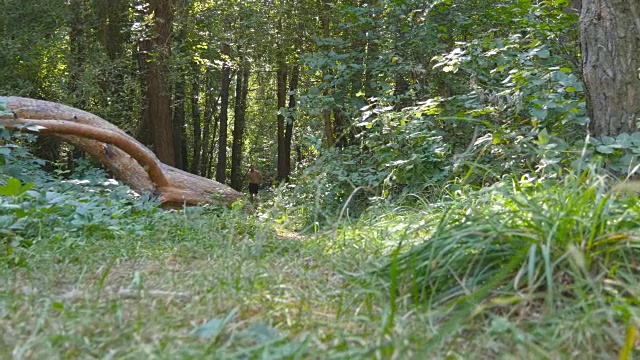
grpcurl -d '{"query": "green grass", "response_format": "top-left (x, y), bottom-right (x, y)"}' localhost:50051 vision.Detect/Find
top-left (3, 172), bottom-right (640, 359)
top-left (1, 207), bottom-right (416, 359)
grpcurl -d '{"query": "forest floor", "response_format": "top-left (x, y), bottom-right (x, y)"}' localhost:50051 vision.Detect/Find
top-left (0, 201), bottom-right (636, 359)
top-left (1, 208), bottom-right (418, 359)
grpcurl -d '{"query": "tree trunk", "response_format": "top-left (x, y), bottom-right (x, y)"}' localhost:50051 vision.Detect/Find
top-left (173, 71), bottom-right (187, 170)
top-left (580, 0), bottom-right (640, 137)
top-left (135, 38), bottom-right (152, 146)
top-left (96, 0), bottom-right (132, 129)
top-left (190, 63), bottom-right (202, 174)
top-left (68, 0), bottom-right (86, 108)
top-left (97, 0), bottom-right (127, 60)
top-left (200, 69), bottom-right (218, 177)
top-left (276, 63), bottom-right (288, 183)
top-left (322, 107), bottom-right (335, 148)
top-left (231, 63), bottom-right (250, 191)
top-left (284, 64), bottom-right (299, 180)
top-left (216, 42), bottom-right (231, 183)
top-left (320, 0), bottom-right (335, 148)
top-left (206, 114), bottom-right (219, 179)
top-left (133, 1), bottom-right (151, 145)
top-left (0, 97), bottom-right (243, 207)
top-left (333, 108), bottom-right (346, 148)
top-left (146, 0), bottom-right (175, 166)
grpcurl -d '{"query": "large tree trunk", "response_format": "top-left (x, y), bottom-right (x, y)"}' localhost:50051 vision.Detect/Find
top-left (96, 0), bottom-right (132, 130)
top-left (190, 63), bottom-right (202, 175)
top-left (0, 97), bottom-right (243, 207)
top-left (171, 24), bottom-right (188, 171)
top-left (146, 0), bottom-right (176, 166)
top-left (97, 0), bottom-right (127, 60)
top-left (276, 63), bottom-right (288, 183)
top-left (580, 0), bottom-right (640, 137)
top-left (173, 70), bottom-right (187, 170)
top-left (216, 42), bottom-right (231, 183)
top-left (284, 64), bottom-right (299, 180)
top-left (230, 63), bottom-right (249, 191)
top-left (134, 0), bottom-right (152, 146)
top-left (200, 69), bottom-right (218, 177)
top-left (320, 0), bottom-right (335, 148)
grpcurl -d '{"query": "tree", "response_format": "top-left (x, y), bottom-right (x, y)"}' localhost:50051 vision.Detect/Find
top-left (580, 0), bottom-right (640, 137)
top-left (190, 62), bottom-right (203, 174)
top-left (200, 69), bottom-right (220, 178)
top-left (0, 97), bottom-right (243, 207)
top-left (276, 57), bottom-right (288, 183)
top-left (284, 64), bottom-right (299, 180)
top-left (231, 61), bottom-right (250, 191)
top-left (215, 41), bottom-right (232, 183)
top-left (145, 0), bottom-right (176, 166)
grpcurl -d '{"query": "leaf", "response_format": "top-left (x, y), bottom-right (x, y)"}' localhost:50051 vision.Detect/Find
top-left (616, 133), bottom-right (632, 148)
top-left (530, 108), bottom-right (547, 121)
top-left (192, 307), bottom-right (238, 340)
top-left (601, 136), bottom-right (615, 145)
top-left (0, 177), bottom-right (23, 196)
top-left (596, 145), bottom-right (614, 154)
top-left (630, 132), bottom-right (640, 141)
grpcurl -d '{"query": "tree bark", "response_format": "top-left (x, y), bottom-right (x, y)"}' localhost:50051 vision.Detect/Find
top-left (0, 97), bottom-right (243, 207)
top-left (134, 1), bottom-right (151, 146)
top-left (284, 64), bottom-right (299, 180)
top-left (205, 114), bottom-right (219, 179)
top-left (320, 0), bottom-right (335, 148)
top-left (190, 63), bottom-right (202, 174)
top-left (173, 70), bottom-right (187, 170)
top-left (322, 107), bottom-right (335, 148)
top-left (216, 42), bottom-right (231, 183)
top-left (97, 0), bottom-right (127, 60)
top-left (333, 108), bottom-right (347, 148)
top-left (580, 0), bottom-right (640, 137)
top-left (276, 63), bottom-right (288, 183)
top-left (231, 63), bottom-right (250, 191)
top-left (146, 0), bottom-right (176, 166)
top-left (200, 69), bottom-right (218, 177)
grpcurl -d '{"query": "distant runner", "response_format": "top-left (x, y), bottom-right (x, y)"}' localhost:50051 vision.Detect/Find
top-left (246, 166), bottom-right (262, 200)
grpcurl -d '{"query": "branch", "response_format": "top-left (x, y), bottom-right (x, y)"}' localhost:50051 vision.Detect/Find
top-left (1, 118), bottom-right (169, 188)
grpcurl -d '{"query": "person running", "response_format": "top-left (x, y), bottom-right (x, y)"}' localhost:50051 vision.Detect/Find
top-left (246, 166), bottom-right (262, 200)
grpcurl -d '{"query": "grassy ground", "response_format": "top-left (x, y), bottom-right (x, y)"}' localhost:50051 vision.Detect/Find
top-left (3, 177), bottom-right (640, 359)
top-left (1, 206), bottom-right (417, 359)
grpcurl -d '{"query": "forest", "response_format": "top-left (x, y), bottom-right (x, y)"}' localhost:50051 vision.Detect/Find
top-left (2, 0), bottom-right (640, 358)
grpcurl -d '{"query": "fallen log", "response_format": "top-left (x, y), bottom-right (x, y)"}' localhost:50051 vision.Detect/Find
top-left (0, 96), bottom-right (243, 207)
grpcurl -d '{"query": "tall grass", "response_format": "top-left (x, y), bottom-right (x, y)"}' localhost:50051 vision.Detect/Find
top-left (377, 169), bottom-right (640, 355)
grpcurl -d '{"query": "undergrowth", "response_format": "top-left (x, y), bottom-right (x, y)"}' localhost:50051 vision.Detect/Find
top-left (2, 140), bottom-right (640, 358)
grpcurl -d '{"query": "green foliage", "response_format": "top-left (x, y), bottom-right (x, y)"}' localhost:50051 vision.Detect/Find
top-left (382, 168), bottom-right (639, 309)
top-left (289, 0), bottom-right (587, 219)
top-left (0, 131), bottom-right (158, 264)
top-left (586, 133), bottom-right (640, 175)
top-left (356, 104), bottom-right (450, 189)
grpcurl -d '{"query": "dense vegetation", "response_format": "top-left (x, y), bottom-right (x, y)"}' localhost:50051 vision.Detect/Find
top-left (2, 0), bottom-right (640, 358)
